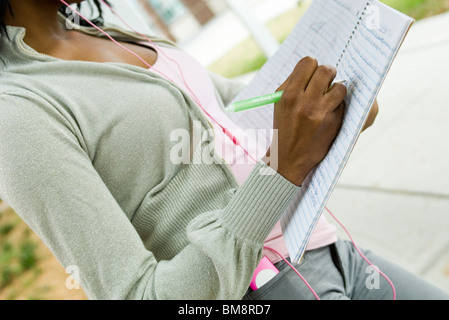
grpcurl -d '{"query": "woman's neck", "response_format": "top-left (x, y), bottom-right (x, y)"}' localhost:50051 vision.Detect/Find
top-left (4, 1), bottom-right (158, 69)
top-left (4, 0), bottom-right (74, 52)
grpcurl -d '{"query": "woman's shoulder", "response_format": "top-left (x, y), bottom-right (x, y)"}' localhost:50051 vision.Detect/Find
top-left (0, 89), bottom-right (56, 128)
top-left (0, 88), bottom-right (47, 105)
top-left (0, 70), bottom-right (44, 103)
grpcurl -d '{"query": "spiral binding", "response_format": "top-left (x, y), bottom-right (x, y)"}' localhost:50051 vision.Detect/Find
top-left (336, 1), bottom-right (372, 67)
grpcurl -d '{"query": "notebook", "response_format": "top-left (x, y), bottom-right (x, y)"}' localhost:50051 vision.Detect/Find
top-left (226, 0), bottom-right (414, 263)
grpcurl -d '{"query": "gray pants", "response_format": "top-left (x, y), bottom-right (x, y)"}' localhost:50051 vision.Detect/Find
top-left (243, 239), bottom-right (449, 300)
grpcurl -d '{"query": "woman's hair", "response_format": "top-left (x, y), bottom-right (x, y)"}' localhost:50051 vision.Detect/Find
top-left (0, 0), bottom-right (12, 37)
top-left (0, 0), bottom-right (110, 39)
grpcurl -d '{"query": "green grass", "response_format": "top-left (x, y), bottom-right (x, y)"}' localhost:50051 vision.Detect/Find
top-left (208, 0), bottom-right (449, 78)
top-left (0, 209), bottom-right (39, 290)
top-left (381, 0), bottom-right (449, 20)
top-left (0, 201), bottom-right (82, 300)
top-left (0, 237), bottom-right (39, 289)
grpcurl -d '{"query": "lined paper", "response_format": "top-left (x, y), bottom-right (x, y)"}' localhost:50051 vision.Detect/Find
top-left (228, 0), bottom-right (414, 263)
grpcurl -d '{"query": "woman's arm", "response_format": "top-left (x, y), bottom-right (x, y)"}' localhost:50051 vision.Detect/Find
top-left (0, 91), bottom-right (299, 300)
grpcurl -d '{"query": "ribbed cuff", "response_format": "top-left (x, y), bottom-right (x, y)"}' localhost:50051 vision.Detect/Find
top-left (221, 160), bottom-right (300, 243)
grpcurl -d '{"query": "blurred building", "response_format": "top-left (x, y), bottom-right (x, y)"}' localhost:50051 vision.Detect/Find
top-left (136, 0), bottom-right (228, 43)
top-left (104, 0), bottom-right (300, 46)
top-left (103, 0), bottom-right (299, 65)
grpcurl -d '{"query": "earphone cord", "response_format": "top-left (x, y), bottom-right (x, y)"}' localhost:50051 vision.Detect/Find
top-left (60, 0), bottom-right (256, 164)
top-left (264, 205), bottom-right (398, 300)
top-left (59, 0), bottom-right (396, 300)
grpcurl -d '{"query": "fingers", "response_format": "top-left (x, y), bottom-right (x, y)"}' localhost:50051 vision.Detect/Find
top-left (334, 100), bottom-right (346, 118)
top-left (326, 82), bottom-right (348, 111)
top-left (280, 57), bottom-right (341, 97)
top-left (287, 56), bottom-right (319, 92)
top-left (279, 56), bottom-right (347, 113)
top-left (362, 99), bottom-right (379, 131)
top-left (276, 74), bottom-right (291, 92)
top-left (307, 64), bottom-right (338, 96)
top-left (328, 101), bottom-right (345, 140)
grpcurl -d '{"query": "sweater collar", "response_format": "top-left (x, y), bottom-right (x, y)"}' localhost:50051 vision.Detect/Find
top-left (0, 14), bottom-right (176, 69)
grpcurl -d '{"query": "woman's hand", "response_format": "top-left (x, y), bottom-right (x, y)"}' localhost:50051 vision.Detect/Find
top-left (362, 99), bottom-right (379, 132)
top-left (263, 57), bottom-right (347, 186)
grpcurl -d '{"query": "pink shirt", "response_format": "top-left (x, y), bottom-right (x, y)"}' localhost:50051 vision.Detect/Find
top-left (148, 45), bottom-right (337, 263)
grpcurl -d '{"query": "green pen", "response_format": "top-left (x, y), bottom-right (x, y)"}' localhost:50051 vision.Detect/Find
top-left (225, 79), bottom-right (347, 113)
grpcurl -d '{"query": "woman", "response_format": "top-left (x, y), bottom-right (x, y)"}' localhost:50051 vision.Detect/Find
top-left (0, 0), bottom-right (446, 300)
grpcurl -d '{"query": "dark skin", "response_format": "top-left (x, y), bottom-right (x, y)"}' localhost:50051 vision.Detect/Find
top-left (266, 59), bottom-right (379, 185)
top-left (4, 0), bottom-right (158, 68)
top-left (5, 0), bottom-right (378, 187)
